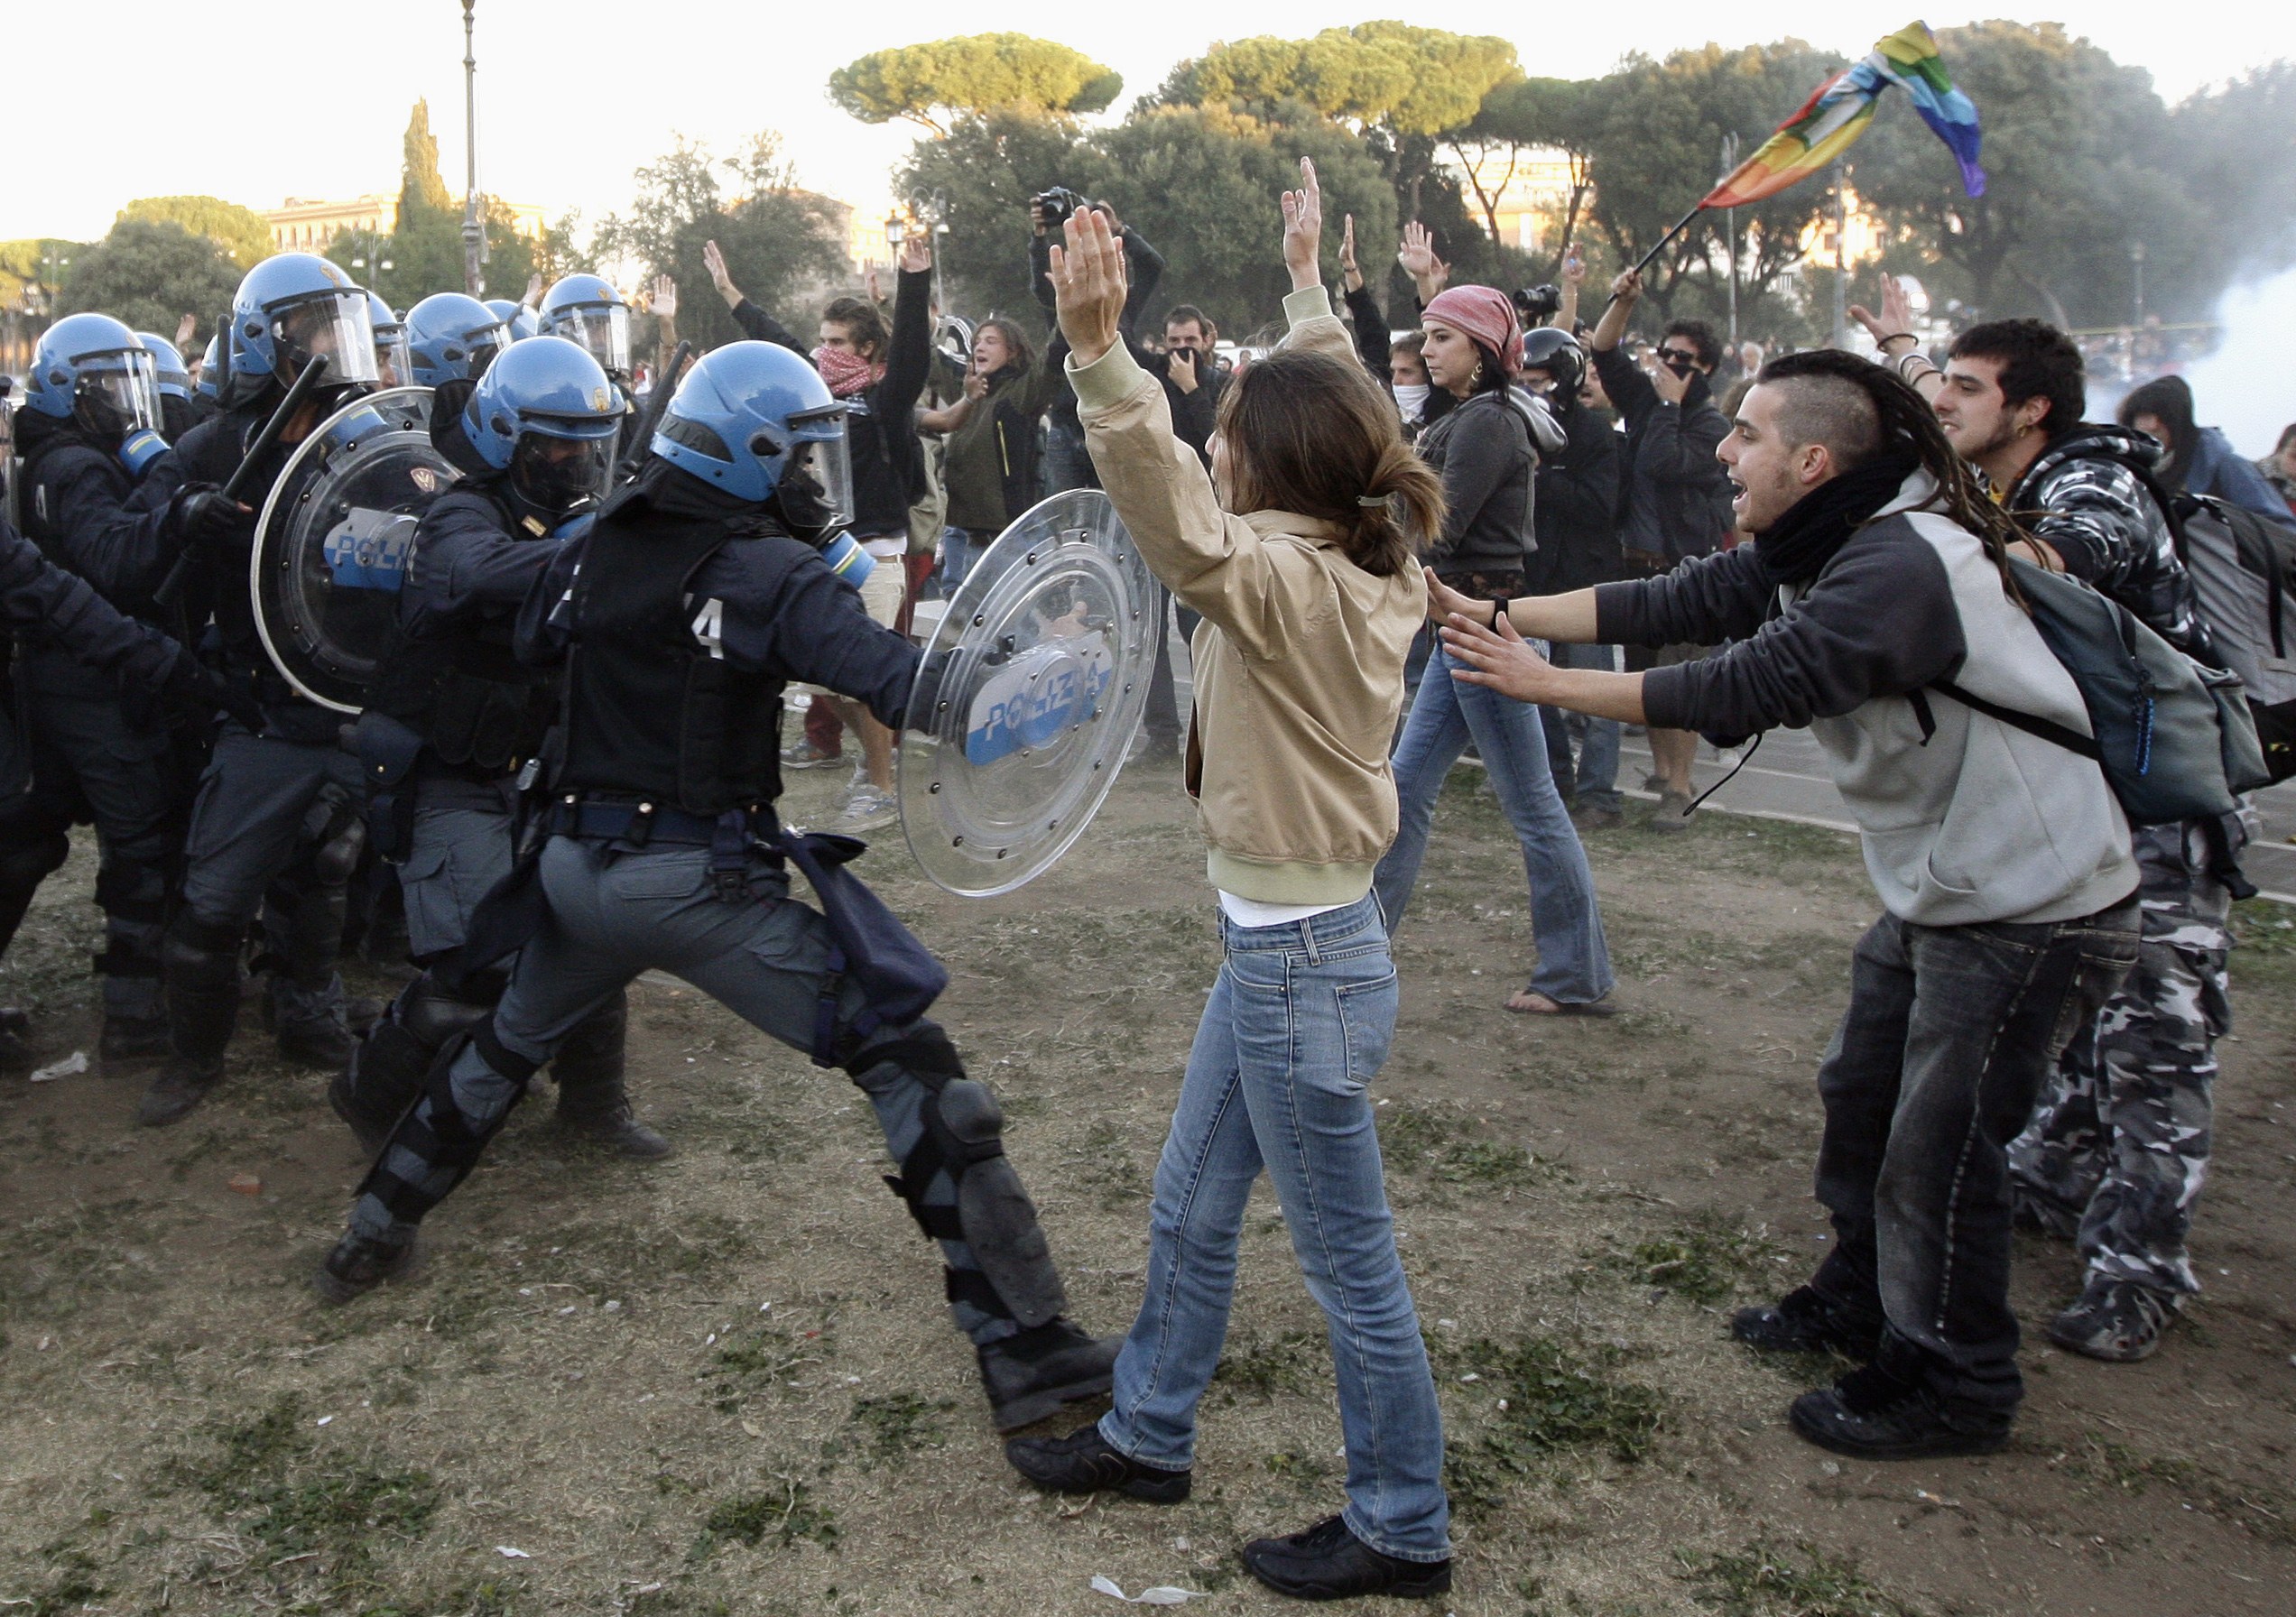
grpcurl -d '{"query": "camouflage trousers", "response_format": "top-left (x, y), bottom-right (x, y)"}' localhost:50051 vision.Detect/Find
top-left (2009, 819), bottom-right (2238, 1296)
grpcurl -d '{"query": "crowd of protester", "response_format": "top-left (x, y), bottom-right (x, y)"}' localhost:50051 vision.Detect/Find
top-left (5, 149), bottom-right (2294, 1603)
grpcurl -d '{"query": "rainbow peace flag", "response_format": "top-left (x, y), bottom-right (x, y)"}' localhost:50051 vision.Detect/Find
top-left (1701, 21), bottom-right (1985, 210)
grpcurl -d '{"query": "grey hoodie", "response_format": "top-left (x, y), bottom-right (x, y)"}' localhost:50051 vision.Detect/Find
top-left (1597, 469), bottom-right (2137, 926)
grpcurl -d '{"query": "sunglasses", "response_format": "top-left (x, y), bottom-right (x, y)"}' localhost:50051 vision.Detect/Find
top-left (1658, 348), bottom-right (1700, 371)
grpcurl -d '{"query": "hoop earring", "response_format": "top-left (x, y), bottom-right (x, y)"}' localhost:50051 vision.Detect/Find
top-left (1469, 361), bottom-right (1485, 387)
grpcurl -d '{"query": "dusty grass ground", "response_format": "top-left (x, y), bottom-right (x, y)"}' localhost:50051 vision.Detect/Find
top-left (2, 751), bottom-right (2292, 1616)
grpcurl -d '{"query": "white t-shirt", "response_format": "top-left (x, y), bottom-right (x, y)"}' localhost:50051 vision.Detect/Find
top-left (1217, 892), bottom-right (1350, 929)
top-left (860, 535), bottom-right (907, 560)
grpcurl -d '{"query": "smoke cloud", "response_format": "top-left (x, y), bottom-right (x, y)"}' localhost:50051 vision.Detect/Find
top-left (2176, 266), bottom-right (2296, 458)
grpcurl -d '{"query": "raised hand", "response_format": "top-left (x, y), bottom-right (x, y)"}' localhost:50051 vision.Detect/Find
top-left (523, 271), bottom-right (544, 309)
top-left (1848, 273), bottom-right (1917, 353)
top-left (1048, 208), bottom-right (1129, 367)
top-left (174, 311), bottom-right (199, 349)
top-left (1281, 157), bottom-right (1324, 293)
top-left (1339, 213), bottom-right (1363, 292)
top-left (650, 274), bottom-right (677, 319)
top-left (1608, 266), bottom-right (1643, 308)
top-left (1560, 241), bottom-right (1586, 287)
top-left (702, 239), bottom-right (735, 296)
top-left (898, 228), bottom-right (932, 275)
top-left (1398, 221), bottom-right (1449, 301)
top-left (865, 264), bottom-right (883, 306)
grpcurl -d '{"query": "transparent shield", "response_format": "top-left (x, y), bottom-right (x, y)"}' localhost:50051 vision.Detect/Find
top-left (77, 348), bottom-right (162, 434)
top-left (272, 291), bottom-right (380, 386)
top-left (251, 386), bottom-right (459, 712)
top-left (897, 489), bottom-right (1155, 896)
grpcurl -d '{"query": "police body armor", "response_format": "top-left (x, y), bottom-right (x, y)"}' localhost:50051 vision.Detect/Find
top-left (557, 512), bottom-right (779, 815)
top-left (366, 485), bottom-right (557, 776)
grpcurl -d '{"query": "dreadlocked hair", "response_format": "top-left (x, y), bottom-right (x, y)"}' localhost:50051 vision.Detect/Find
top-left (1757, 347), bottom-right (2030, 605)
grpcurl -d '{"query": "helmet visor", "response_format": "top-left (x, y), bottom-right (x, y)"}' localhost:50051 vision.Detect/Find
top-left (76, 348), bottom-right (163, 435)
top-left (462, 321), bottom-right (511, 381)
top-left (271, 290), bottom-right (380, 386)
top-left (774, 408), bottom-right (853, 529)
top-left (509, 430), bottom-right (616, 513)
top-left (375, 328), bottom-right (412, 388)
top-left (556, 304), bottom-right (631, 375)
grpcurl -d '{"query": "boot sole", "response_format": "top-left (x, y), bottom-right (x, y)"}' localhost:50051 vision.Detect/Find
top-left (1012, 1465), bottom-right (1191, 1504)
top-left (990, 1367), bottom-right (1116, 1433)
top-left (2045, 1320), bottom-right (2165, 1363)
top-left (311, 1244), bottom-right (422, 1307)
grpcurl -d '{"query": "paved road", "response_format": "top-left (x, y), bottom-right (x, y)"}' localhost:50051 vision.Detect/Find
top-left (1614, 725), bottom-right (2296, 904)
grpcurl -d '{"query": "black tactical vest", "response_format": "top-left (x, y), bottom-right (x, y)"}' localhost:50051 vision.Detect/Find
top-left (366, 487), bottom-right (558, 773)
top-left (556, 511), bottom-right (781, 813)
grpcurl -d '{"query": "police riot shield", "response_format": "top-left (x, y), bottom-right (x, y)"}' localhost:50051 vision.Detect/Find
top-left (250, 386), bottom-right (457, 713)
top-left (899, 489), bottom-right (1157, 896)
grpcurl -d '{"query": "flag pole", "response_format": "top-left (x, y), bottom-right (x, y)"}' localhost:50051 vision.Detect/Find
top-left (1629, 202), bottom-right (1707, 278)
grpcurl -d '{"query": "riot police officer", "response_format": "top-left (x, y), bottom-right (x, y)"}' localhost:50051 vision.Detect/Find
top-left (334, 336), bottom-right (665, 1159)
top-left (536, 274), bottom-right (641, 457)
top-left (134, 252), bottom-right (385, 1125)
top-left (135, 331), bottom-right (198, 442)
top-left (1, 511), bottom-right (237, 1070)
top-left (484, 299), bottom-right (540, 343)
top-left (12, 314), bottom-right (208, 1059)
top-left (190, 336), bottom-right (222, 427)
top-left (368, 293), bottom-right (412, 389)
top-left (403, 292), bottom-right (510, 388)
top-left (317, 341), bottom-right (1120, 1435)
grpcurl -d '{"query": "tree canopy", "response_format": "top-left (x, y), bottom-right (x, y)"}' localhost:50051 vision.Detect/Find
top-left (116, 196), bottom-right (273, 271)
top-left (58, 219), bottom-right (242, 345)
top-left (830, 34), bottom-right (1122, 135)
top-left (1170, 23), bottom-right (1516, 140)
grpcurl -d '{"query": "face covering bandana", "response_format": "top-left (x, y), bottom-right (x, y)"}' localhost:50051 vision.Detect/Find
top-left (813, 346), bottom-right (883, 400)
top-left (1393, 383), bottom-right (1430, 422)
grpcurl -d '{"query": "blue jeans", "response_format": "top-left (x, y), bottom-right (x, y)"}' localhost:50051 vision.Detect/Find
top-left (1099, 894), bottom-right (1450, 1563)
top-left (1540, 643), bottom-right (1622, 814)
top-left (1375, 642), bottom-right (1614, 1003)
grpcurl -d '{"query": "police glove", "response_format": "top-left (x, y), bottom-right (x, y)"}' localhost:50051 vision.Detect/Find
top-left (174, 485), bottom-right (255, 551)
top-left (158, 647), bottom-right (265, 734)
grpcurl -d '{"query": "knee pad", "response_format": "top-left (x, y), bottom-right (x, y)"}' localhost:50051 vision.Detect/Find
top-left (847, 1023), bottom-right (966, 1089)
top-left (162, 912), bottom-right (245, 988)
top-left (355, 1024), bottom-right (542, 1227)
top-left (400, 971), bottom-right (502, 1047)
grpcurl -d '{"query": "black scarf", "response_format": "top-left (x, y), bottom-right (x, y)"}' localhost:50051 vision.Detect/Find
top-left (1754, 453), bottom-right (1921, 587)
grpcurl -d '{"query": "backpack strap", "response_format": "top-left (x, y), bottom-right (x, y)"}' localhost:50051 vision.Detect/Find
top-left (1929, 677), bottom-right (2103, 762)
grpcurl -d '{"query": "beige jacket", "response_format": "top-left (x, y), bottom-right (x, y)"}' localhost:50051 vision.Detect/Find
top-left (1069, 287), bottom-right (1426, 904)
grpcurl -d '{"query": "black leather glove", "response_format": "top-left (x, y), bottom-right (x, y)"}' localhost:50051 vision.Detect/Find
top-left (174, 485), bottom-right (255, 551)
top-left (158, 647), bottom-right (264, 733)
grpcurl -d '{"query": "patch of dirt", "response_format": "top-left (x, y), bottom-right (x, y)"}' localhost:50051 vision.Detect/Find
top-left (2, 755), bottom-right (2291, 1615)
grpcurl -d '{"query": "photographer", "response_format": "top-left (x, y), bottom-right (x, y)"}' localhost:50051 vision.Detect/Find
top-left (1029, 190), bottom-right (1164, 495)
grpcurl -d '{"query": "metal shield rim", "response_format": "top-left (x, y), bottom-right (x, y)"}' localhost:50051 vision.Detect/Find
top-left (249, 384), bottom-right (435, 715)
top-left (897, 488), bottom-right (1154, 897)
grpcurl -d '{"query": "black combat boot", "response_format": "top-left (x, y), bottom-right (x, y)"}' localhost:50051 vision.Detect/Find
top-left (552, 994), bottom-right (669, 1159)
top-left (314, 1232), bottom-right (421, 1305)
top-left (977, 1318), bottom-right (1121, 1431)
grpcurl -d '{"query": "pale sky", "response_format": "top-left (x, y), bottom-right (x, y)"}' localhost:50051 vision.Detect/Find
top-left (8, 3), bottom-right (2283, 245)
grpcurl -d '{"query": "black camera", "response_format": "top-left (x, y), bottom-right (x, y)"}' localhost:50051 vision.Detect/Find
top-left (1514, 283), bottom-right (1562, 324)
top-left (1032, 187), bottom-right (1089, 226)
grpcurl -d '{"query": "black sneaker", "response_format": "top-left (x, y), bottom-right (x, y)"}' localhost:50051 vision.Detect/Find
top-left (2047, 1274), bottom-right (2178, 1363)
top-left (1731, 1286), bottom-right (1882, 1359)
top-left (1004, 1426), bottom-right (1191, 1503)
top-left (977, 1318), bottom-right (1121, 1431)
top-left (99, 1013), bottom-right (171, 1065)
top-left (1240, 1515), bottom-right (1452, 1602)
top-left (1787, 1364), bottom-right (2009, 1461)
top-left (137, 1058), bottom-right (223, 1127)
top-left (313, 1233), bottom-right (421, 1305)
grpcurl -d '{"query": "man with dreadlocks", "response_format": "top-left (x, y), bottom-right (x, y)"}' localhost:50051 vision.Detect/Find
top-left (1426, 349), bottom-right (2142, 1461)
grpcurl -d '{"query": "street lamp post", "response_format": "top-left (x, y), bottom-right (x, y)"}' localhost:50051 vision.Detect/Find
top-left (460, 1), bottom-right (486, 297)
top-left (2130, 240), bottom-right (2146, 329)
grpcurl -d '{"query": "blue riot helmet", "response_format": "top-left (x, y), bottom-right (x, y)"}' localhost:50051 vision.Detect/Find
top-left (537, 273), bottom-right (632, 376)
top-left (228, 252), bottom-right (380, 389)
top-left (366, 292), bottom-right (412, 388)
top-left (460, 335), bottom-right (624, 514)
top-left (197, 336), bottom-right (220, 401)
top-left (652, 340), bottom-right (853, 530)
top-left (485, 298), bottom-right (540, 342)
top-left (403, 292), bottom-right (511, 387)
top-left (134, 332), bottom-right (192, 402)
top-left (29, 313), bottom-right (163, 439)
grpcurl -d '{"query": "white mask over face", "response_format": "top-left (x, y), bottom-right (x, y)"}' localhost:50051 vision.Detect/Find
top-left (1393, 383), bottom-right (1430, 423)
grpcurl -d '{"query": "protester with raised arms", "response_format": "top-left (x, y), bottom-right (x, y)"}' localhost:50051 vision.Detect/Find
top-left (1003, 161), bottom-right (1454, 1601)
top-left (1434, 349), bottom-right (2141, 1460)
